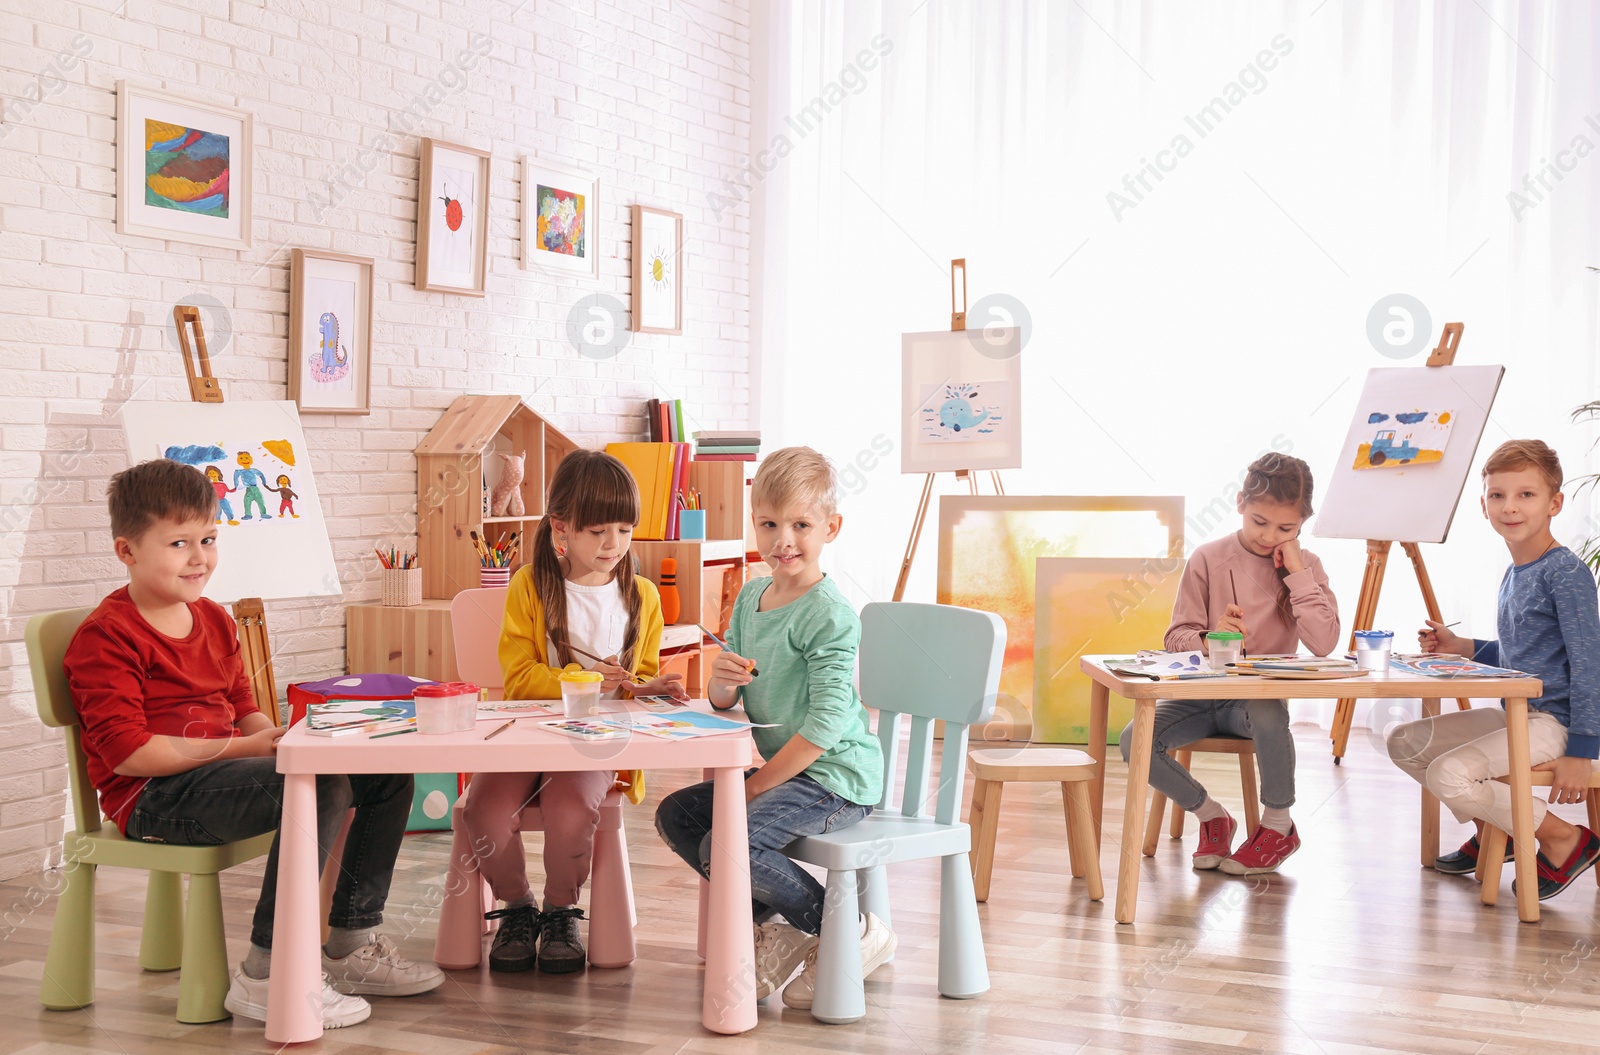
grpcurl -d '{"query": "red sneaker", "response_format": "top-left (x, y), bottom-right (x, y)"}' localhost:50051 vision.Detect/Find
top-left (1218, 824), bottom-right (1301, 875)
top-left (1192, 814), bottom-right (1238, 870)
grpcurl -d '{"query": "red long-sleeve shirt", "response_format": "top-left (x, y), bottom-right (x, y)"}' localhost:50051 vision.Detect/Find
top-left (1165, 534), bottom-right (1341, 657)
top-left (63, 587), bottom-right (259, 833)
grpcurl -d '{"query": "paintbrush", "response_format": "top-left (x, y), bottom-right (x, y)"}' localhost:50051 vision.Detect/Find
top-left (562, 640), bottom-right (649, 685)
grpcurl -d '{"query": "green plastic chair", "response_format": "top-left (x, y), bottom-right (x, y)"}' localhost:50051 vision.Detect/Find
top-left (785, 601), bottom-right (1004, 1024)
top-left (26, 608), bottom-right (276, 1024)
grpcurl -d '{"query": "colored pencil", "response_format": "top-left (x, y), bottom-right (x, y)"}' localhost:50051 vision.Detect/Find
top-left (371, 726), bottom-right (418, 739)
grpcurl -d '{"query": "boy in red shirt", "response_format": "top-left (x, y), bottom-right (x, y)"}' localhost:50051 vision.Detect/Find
top-left (63, 459), bottom-right (441, 1028)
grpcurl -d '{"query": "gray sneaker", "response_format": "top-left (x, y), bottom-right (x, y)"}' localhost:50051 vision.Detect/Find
top-left (485, 904), bottom-right (540, 973)
top-left (322, 933), bottom-right (444, 997)
top-left (537, 906), bottom-right (588, 973)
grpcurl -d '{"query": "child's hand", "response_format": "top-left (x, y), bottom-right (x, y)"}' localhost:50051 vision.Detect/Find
top-left (632, 672), bottom-right (689, 700)
top-left (1273, 538), bottom-right (1305, 574)
top-left (711, 650), bottom-right (757, 688)
top-left (1534, 756), bottom-right (1594, 805)
top-left (1217, 604), bottom-right (1247, 639)
top-left (1419, 619), bottom-right (1469, 655)
top-left (595, 655), bottom-right (630, 695)
top-left (240, 726), bottom-right (286, 756)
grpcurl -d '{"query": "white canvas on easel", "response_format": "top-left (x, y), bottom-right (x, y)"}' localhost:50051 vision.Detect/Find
top-left (900, 328), bottom-right (1022, 474)
top-left (120, 400), bottom-right (342, 603)
top-left (1315, 365), bottom-right (1504, 544)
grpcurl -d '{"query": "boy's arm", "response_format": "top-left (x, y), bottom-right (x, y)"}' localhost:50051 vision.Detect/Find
top-left (743, 734), bottom-right (826, 800)
top-left (1554, 563), bottom-right (1600, 759)
top-left (116, 727), bottom-right (284, 777)
top-left (1286, 555), bottom-right (1341, 656)
top-left (707, 589), bottom-right (750, 710)
top-left (1163, 551), bottom-right (1211, 652)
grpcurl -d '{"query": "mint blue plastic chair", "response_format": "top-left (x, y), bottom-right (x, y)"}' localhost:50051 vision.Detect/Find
top-left (785, 601), bottom-right (1004, 1023)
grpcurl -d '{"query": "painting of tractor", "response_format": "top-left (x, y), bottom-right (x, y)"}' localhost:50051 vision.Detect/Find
top-left (1366, 429), bottom-right (1420, 465)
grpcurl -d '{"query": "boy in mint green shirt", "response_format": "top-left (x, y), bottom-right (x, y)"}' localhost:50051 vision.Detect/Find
top-left (655, 447), bottom-right (892, 1011)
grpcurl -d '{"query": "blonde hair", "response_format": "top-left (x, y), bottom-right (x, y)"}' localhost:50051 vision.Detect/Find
top-left (751, 446), bottom-right (839, 516)
top-left (1482, 440), bottom-right (1563, 494)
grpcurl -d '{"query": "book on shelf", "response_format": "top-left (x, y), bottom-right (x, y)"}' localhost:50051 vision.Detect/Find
top-left (694, 431), bottom-right (761, 444)
top-left (693, 453), bottom-right (757, 462)
top-left (694, 444), bottom-right (760, 455)
top-left (605, 440), bottom-right (692, 540)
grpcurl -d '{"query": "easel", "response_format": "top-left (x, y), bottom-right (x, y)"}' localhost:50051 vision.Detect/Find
top-left (173, 306), bottom-right (281, 726)
top-left (892, 259), bottom-right (1008, 602)
top-left (1328, 322), bottom-right (1469, 762)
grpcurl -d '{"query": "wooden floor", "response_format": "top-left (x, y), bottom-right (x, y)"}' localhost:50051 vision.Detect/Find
top-left (3, 726), bottom-right (1598, 1055)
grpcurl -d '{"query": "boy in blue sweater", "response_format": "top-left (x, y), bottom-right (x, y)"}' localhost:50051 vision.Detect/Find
top-left (1388, 440), bottom-right (1600, 899)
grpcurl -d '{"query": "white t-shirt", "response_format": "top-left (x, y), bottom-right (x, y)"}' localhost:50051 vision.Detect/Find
top-left (546, 578), bottom-right (631, 698)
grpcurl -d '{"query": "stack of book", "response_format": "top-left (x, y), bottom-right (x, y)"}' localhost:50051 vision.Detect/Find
top-left (605, 440), bottom-right (692, 540)
top-left (647, 398), bottom-right (686, 442)
top-left (695, 430), bottom-right (760, 462)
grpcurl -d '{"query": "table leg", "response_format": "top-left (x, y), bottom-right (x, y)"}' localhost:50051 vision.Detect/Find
top-left (1115, 699), bottom-right (1155, 925)
top-left (702, 766), bottom-right (756, 1033)
top-left (1419, 697), bottom-right (1440, 868)
top-left (1087, 680), bottom-right (1109, 846)
top-left (265, 773), bottom-right (322, 1043)
top-left (1504, 699), bottom-right (1540, 923)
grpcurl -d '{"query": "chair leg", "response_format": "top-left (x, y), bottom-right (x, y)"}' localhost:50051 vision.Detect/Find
top-left (1590, 791), bottom-right (1600, 886)
top-left (616, 824), bottom-right (638, 927)
top-left (175, 872), bottom-right (230, 1024)
top-left (937, 853), bottom-right (990, 1000)
top-left (140, 871), bottom-right (184, 972)
top-left (1239, 753), bottom-right (1261, 833)
top-left (1061, 783), bottom-right (1084, 877)
top-left (1480, 824), bottom-right (1508, 906)
top-left (434, 806), bottom-right (487, 970)
top-left (41, 859), bottom-right (96, 1011)
top-left (586, 825), bottom-right (637, 968)
top-left (809, 869), bottom-right (865, 1024)
top-left (857, 867), bottom-right (893, 962)
top-left (1143, 790), bottom-right (1168, 857)
top-left (1065, 782), bottom-right (1104, 902)
top-left (968, 778), bottom-right (1002, 902)
top-left (1170, 750), bottom-right (1192, 839)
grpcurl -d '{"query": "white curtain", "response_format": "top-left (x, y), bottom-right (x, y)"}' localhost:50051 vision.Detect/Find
top-left (753, 1), bottom-right (1600, 734)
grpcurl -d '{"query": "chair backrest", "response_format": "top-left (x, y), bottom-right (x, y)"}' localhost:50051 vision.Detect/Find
top-left (25, 608), bottom-right (101, 834)
top-left (450, 588), bottom-right (510, 699)
top-left (859, 602), bottom-right (1005, 825)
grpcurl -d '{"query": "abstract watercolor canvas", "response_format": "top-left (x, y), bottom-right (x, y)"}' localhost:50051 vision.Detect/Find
top-left (117, 83), bottom-right (252, 249)
top-left (289, 249), bottom-right (373, 414)
top-left (537, 185), bottom-right (585, 256)
top-left (1350, 409), bottom-right (1453, 470)
top-left (121, 401), bottom-right (341, 602)
top-left (523, 155), bottom-right (601, 279)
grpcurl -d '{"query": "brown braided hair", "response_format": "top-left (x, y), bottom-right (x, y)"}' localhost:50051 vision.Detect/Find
top-left (1239, 452), bottom-right (1315, 613)
top-left (530, 450), bottom-right (644, 669)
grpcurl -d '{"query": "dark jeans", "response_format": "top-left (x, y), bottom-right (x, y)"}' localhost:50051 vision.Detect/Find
top-left (655, 771), bottom-right (871, 935)
top-left (124, 757), bottom-right (412, 949)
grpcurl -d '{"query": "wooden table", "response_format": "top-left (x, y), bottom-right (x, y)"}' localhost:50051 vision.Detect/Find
top-left (264, 709), bottom-right (755, 1043)
top-left (1079, 657), bottom-right (1544, 925)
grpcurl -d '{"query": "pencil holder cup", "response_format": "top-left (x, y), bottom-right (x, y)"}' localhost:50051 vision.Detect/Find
top-left (381, 568), bottom-right (422, 607)
top-left (679, 510), bottom-right (706, 540)
top-left (480, 566), bottom-right (512, 589)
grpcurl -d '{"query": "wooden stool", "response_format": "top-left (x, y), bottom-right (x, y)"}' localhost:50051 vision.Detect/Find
top-left (966, 748), bottom-right (1103, 903)
top-left (1477, 769), bottom-right (1600, 906)
top-left (1143, 737), bottom-right (1261, 857)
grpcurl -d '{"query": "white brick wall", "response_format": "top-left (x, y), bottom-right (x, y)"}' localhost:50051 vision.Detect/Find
top-left (0, 0), bottom-right (753, 880)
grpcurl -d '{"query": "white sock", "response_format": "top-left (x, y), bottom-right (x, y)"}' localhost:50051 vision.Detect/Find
top-left (1261, 806), bottom-right (1293, 835)
top-left (1192, 797), bottom-right (1228, 823)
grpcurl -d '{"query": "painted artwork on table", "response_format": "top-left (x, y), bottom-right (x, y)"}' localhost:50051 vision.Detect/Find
top-left (901, 329), bottom-right (1022, 473)
top-left (1316, 365), bottom-right (1503, 543)
top-left (915, 381), bottom-right (1010, 444)
top-left (144, 120), bottom-right (230, 217)
top-left (936, 496), bottom-right (1184, 742)
top-left (416, 138), bottom-right (490, 296)
top-left (1350, 409), bottom-right (1453, 470)
top-left (117, 83), bottom-right (252, 250)
top-left (523, 155), bottom-right (601, 279)
top-left (289, 250), bottom-right (373, 414)
top-left (120, 401), bottom-right (341, 603)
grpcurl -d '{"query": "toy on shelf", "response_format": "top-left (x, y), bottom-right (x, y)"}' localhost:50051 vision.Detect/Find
top-left (659, 557), bottom-right (682, 624)
top-left (489, 452), bottom-right (526, 516)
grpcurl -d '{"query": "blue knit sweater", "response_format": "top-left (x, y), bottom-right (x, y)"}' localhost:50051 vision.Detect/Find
top-left (1471, 546), bottom-right (1600, 759)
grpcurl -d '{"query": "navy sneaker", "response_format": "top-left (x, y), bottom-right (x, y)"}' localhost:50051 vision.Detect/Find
top-left (1513, 827), bottom-right (1600, 901)
top-left (1435, 834), bottom-right (1513, 875)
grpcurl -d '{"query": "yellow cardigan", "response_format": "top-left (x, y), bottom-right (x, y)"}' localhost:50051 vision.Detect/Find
top-left (497, 566), bottom-right (664, 804)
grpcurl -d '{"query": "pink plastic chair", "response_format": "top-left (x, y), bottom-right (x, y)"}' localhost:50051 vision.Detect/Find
top-left (432, 588), bottom-right (637, 970)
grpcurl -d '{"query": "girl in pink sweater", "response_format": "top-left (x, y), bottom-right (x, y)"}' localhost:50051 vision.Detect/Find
top-left (1119, 453), bottom-right (1340, 875)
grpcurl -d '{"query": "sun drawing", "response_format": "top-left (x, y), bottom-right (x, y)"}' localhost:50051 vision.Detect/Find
top-left (648, 244), bottom-right (673, 292)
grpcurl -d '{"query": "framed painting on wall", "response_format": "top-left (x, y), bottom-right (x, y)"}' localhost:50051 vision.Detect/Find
top-left (416, 138), bottom-right (490, 296)
top-left (288, 249), bottom-right (373, 415)
top-left (631, 204), bottom-right (683, 334)
top-left (116, 82), bottom-right (253, 250)
top-left (901, 328), bottom-right (1022, 474)
top-left (523, 155), bottom-right (600, 279)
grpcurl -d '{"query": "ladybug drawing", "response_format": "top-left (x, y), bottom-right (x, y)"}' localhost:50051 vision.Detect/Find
top-left (439, 186), bottom-right (463, 232)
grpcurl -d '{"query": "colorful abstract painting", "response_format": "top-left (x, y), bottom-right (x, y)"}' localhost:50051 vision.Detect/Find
top-left (144, 119), bottom-right (230, 218)
top-left (537, 185), bottom-right (586, 256)
top-left (1351, 408), bottom-right (1453, 470)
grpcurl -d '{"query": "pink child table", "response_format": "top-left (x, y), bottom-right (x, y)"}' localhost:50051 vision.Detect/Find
top-left (264, 710), bottom-right (756, 1043)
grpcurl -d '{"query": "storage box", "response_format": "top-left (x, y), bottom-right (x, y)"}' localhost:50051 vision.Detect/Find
top-left (381, 568), bottom-right (422, 607)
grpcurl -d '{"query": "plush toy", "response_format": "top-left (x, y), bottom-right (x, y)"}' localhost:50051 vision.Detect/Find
top-left (489, 452), bottom-right (525, 517)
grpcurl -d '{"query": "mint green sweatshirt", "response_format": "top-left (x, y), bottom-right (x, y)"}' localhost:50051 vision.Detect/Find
top-left (725, 576), bottom-right (883, 806)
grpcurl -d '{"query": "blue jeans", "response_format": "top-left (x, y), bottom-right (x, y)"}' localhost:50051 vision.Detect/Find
top-left (1118, 697), bottom-right (1295, 812)
top-left (124, 757), bottom-right (412, 949)
top-left (655, 771), bottom-right (872, 935)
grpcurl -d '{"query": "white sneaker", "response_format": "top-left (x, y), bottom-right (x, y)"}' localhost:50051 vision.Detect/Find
top-left (782, 912), bottom-right (898, 1011)
top-left (753, 921), bottom-right (818, 1001)
top-left (224, 968), bottom-right (372, 1028)
top-left (322, 933), bottom-right (445, 996)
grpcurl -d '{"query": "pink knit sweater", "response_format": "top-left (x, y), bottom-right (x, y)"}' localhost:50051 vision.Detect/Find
top-left (1165, 533), bottom-right (1341, 656)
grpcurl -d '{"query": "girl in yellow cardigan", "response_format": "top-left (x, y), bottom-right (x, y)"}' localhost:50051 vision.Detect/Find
top-left (463, 450), bottom-right (685, 973)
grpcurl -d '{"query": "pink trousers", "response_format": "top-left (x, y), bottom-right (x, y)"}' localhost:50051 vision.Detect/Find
top-left (460, 769), bottom-right (616, 908)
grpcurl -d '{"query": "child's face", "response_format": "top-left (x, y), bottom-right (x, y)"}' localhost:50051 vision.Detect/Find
top-left (1234, 496), bottom-right (1306, 558)
top-left (753, 499), bottom-right (841, 587)
top-left (115, 514), bottom-right (217, 608)
top-left (1481, 467), bottom-right (1562, 545)
top-left (558, 519), bottom-right (633, 583)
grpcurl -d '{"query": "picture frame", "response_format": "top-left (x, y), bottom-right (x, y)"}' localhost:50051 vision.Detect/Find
top-left (901, 328), bottom-right (1023, 474)
top-left (416, 138), bottom-right (490, 296)
top-left (116, 82), bottom-right (253, 250)
top-left (288, 248), bottom-right (374, 415)
top-left (631, 204), bottom-right (684, 334)
top-left (522, 155), bottom-right (601, 279)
